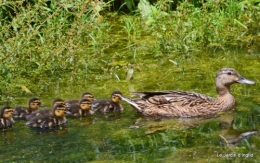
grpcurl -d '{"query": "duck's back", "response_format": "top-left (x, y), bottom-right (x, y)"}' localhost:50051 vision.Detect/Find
top-left (130, 90), bottom-right (219, 117)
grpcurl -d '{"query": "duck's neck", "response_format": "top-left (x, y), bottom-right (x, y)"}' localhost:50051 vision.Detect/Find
top-left (216, 83), bottom-right (231, 97)
top-left (215, 82), bottom-right (236, 111)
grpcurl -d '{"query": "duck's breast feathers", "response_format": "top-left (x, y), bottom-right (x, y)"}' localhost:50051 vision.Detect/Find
top-left (132, 90), bottom-right (214, 105)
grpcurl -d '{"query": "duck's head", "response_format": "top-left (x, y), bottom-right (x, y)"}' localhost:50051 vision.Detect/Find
top-left (216, 68), bottom-right (255, 87)
top-left (111, 90), bottom-right (123, 104)
top-left (79, 98), bottom-right (92, 111)
top-left (53, 104), bottom-right (66, 118)
top-left (52, 98), bottom-right (65, 107)
top-left (0, 106), bottom-right (14, 119)
top-left (81, 92), bottom-right (95, 102)
top-left (28, 97), bottom-right (44, 111)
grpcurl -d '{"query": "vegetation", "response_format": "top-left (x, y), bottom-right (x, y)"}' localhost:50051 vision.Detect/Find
top-left (0, 0), bottom-right (259, 98)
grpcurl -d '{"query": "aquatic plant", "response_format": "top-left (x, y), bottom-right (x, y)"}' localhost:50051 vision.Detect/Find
top-left (0, 0), bottom-right (259, 99)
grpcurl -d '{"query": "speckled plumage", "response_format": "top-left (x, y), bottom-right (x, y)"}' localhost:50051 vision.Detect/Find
top-left (65, 92), bottom-right (95, 106)
top-left (13, 97), bottom-right (43, 119)
top-left (120, 68), bottom-right (255, 117)
top-left (91, 91), bottom-right (124, 113)
top-left (66, 98), bottom-right (94, 117)
top-left (26, 104), bottom-right (67, 128)
top-left (0, 106), bottom-right (15, 129)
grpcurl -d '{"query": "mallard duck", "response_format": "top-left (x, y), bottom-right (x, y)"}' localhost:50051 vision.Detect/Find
top-left (66, 98), bottom-right (94, 117)
top-left (0, 106), bottom-right (15, 129)
top-left (26, 98), bottom-right (65, 120)
top-left (120, 68), bottom-right (255, 117)
top-left (26, 104), bottom-right (67, 128)
top-left (51, 98), bottom-right (65, 107)
top-left (65, 92), bottom-right (95, 106)
top-left (13, 97), bottom-right (44, 119)
top-left (91, 90), bottom-right (124, 113)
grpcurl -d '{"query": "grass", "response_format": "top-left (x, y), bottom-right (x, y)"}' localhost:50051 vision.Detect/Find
top-left (0, 0), bottom-right (259, 99)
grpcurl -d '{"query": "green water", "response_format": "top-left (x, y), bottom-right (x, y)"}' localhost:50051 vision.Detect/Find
top-left (1, 50), bottom-right (260, 163)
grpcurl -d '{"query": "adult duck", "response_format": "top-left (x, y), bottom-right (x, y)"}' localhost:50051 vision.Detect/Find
top-left (120, 68), bottom-right (255, 117)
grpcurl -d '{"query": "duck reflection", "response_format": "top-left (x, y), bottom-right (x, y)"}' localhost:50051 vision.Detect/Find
top-left (130, 112), bottom-right (258, 146)
top-left (218, 114), bottom-right (258, 146)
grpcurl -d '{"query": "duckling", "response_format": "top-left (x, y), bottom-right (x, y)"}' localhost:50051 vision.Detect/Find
top-left (26, 104), bottom-right (67, 128)
top-left (0, 106), bottom-right (15, 129)
top-left (65, 92), bottom-right (95, 108)
top-left (91, 90), bottom-right (124, 113)
top-left (13, 97), bottom-right (43, 119)
top-left (51, 98), bottom-right (65, 107)
top-left (66, 98), bottom-right (94, 117)
top-left (26, 98), bottom-right (65, 120)
top-left (120, 68), bottom-right (255, 117)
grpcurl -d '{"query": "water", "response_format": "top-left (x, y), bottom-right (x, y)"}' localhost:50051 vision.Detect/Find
top-left (1, 50), bottom-right (260, 163)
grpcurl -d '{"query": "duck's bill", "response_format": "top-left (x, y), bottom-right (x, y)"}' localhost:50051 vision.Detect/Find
top-left (40, 103), bottom-right (45, 107)
top-left (237, 77), bottom-right (255, 85)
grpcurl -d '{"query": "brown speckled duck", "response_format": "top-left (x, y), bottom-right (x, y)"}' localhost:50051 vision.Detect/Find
top-left (120, 68), bottom-right (255, 117)
top-left (0, 106), bottom-right (15, 129)
top-left (66, 98), bottom-right (94, 117)
top-left (13, 97), bottom-right (43, 119)
top-left (26, 98), bottom-right (65, 120)
top-left (92, 90), bottom-right (124, 113)
top-left (26, 104), bottom-right (67, 128)
top-left (65, 92), bottom-right (95, 107)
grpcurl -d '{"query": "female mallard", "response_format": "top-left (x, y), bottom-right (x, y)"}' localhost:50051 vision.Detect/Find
top-left (120, 68), bottom-right (255, 117)
top-left (66, 98), bottom-right (94, 117)
top-left (91, 90), bottom-right (124, 113)
top-left (13, 97), bottom-right (44, 119)
top-left (0, 106), bottom-right (15, 129)
top-left (65, 92), bottom-right (95, 107)
top-left (26, 104), bottom-right (67, 128)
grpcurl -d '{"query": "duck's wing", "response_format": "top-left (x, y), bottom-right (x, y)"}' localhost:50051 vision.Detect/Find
top-left (0, 118), bottom-right (15, 128)
top-left (66, 104), bottom-right (81, 117)
top-left (26, 109), bottom-right (51, 120)
top-left (91, 100), bottom-right (113, 113)
top-left (121, 90), bottom-right (216, 117)
top-left (132, 90), bottom-right (214, 105)
top-left (26, 110), bottom-right (55, 128)
top-left (13, 106), bottom-right (29, 118)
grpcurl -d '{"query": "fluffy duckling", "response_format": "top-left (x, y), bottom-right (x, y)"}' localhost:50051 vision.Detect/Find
top-left (51, 98), bottom-right (65, 107)
top-left (26, 98), bottom-right (65, 120)
top-left (13, 97), bottom-right (43, 119)
top-left (0, 106), bottom-right (15, 129)
top-left (26, 104), bottom-right (67, 128)
top-left (66, 98), bottom-right (94, 117)
top-left (91, 90), bottom-right (124, 113)
top-left (65, 92), bottom-right (95, 107)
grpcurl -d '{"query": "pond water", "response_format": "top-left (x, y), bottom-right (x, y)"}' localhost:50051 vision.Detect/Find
top-left (1, 48), bottom-right (260, 163)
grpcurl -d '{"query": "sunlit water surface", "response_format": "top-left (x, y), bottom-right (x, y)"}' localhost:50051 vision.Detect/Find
top-left (1, 49), bottom-right (260, 163)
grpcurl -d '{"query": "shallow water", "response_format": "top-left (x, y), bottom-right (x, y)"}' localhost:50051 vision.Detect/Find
top-left (1, 48), bottom-right (260, 163)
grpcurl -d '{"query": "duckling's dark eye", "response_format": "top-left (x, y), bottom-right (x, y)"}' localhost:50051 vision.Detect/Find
top-left (227, 72), bottom-right (232, 75)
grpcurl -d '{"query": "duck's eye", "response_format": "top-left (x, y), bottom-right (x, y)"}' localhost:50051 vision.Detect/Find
top-left (227, 72), bottom-right (232, 75)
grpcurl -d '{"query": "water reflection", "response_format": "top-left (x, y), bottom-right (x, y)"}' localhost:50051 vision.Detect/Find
top-left (1, 51), bottom-right (260, 162)
top-left (1, 129), bottom-right (15, 145)
top-left (28, 125), bottom-right (69, 136)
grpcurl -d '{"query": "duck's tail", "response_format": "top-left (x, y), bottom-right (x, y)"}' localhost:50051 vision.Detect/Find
top-left (119, 95), bottom-right (143, 113)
